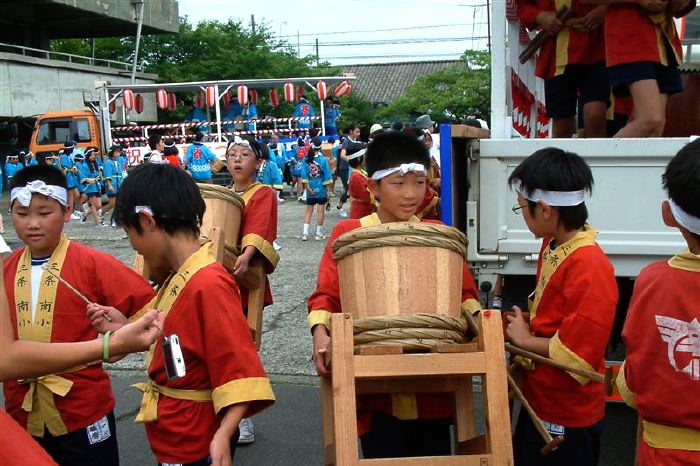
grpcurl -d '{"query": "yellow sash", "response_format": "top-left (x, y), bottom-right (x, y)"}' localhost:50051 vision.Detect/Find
top-left (643, 420), bottom-right (700, 451)
top-left (668, 249), bottom-right (700, 272)
top-left (133, 242), bottom-right (216, 424)
top-left (648, 11), bottom-right (681, 66)
top-left (14, 235), bottom-right (75, 437)
top-left (238, 182), bottom-right (265, 206)
top-left (528, 226), bottom-right (598, 320)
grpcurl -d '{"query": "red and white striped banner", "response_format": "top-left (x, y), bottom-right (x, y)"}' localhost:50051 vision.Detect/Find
top-left (316, 81), bottom-right (327, 100)
top-left (112, 136), bottom-right (148, 143)
top-left (156, 89), bottom-right (168, 109)
top-left (123, 89), bottom-right (135, 111)
top-left (168, 93), bottom-right (177, 112)
top-left (134, 94), bottom-right (144, 114)
top-left (269, 88), bottom-right (280, 108)
top-left (112, 116), bottom-right (322, 132)
top-left (333, 80), bottom-right (351, 97)
top-left (250, 89), bottom-right (258, 105)
top-left (238, 85), bottom-right (248, 105)
top-left (284, 82), bottom-right (294, 102)
top-left (206, 86), bottom-right (216, 107)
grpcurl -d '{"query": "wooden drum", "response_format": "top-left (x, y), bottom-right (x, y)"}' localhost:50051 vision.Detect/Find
top-left (197, 183), bottom-right (244, 249)
top-left (332, 222), bottom-right (468, 321)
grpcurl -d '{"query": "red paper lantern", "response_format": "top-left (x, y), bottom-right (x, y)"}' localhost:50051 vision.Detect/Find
top-left (205, 86), bottom-right (216, 108)
top-left (333, 80), bottom-right (352, 97)
top-left (296, 85), bottom-right (305, 101)
top-left (283, 82), bottom-right (295, 103)
top-left (196, 90), bottom-right (204, 108)
top-left (122, 89), bottom-right (135, 110)
top-left (156, 89), bottom-right (168, 109)
top-left (223, 91), bottom-right (231, 106)
top-left (134, 94), bottom-right (144, 114)
top-left (316, 81), bottom-right (328, 100)
top-left (249, 89), bottom-right (258, 105)
top-left (237, 85), bottom-right (248, 105)
top-left (109, 98), bottom-right (117, 114)
top-left (269, 88), bottom-right (280, 108)
top-left (168, 93), bottom-right (177, 112)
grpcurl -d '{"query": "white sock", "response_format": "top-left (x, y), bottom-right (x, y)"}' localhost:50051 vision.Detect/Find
top-left (303, 223), bottom-right (309, 235)
top-left (316, 225), bottom-right (323, 236)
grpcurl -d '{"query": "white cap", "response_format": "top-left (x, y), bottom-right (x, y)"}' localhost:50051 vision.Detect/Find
top-left (369, 123), bottom-right (383, 135)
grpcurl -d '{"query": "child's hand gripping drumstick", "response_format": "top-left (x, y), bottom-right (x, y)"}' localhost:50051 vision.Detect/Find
top-left (41, 263), bottom-right (114, 323)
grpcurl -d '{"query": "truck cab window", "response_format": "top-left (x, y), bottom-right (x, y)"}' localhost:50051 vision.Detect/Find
top-left (75, 119), bottom-right (91, 142)
top-left (36, 120), bottom-right (71, 145)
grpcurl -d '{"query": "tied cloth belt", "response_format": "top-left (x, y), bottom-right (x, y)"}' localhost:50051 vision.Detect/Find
top-left (132, 380), bottom-right (212, 423)
top-left (20, 366), bottom-right (86, 437)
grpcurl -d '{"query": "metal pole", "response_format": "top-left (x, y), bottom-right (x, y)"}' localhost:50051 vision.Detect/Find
top-left (130, 0), bottom-right (145, 84)
top-left (491, 0), bottom-right (507, 139)
top-left (297, 30), bottom-right (300, 59)
top-left (214, 85), bottom-right (222, 142)
top-left (316, 38), bottom-right (320, 66)
top-left (320, 98), bottom-right (326, 136)
top-left (486, 0), bottom-right (491, 53)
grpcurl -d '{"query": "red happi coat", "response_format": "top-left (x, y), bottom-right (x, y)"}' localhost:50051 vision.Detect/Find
top-left (618, 250), bottom-right (700, 465)
top-left (3, 242), bottom-right (155, 436)
top-left (348, 169), bottom-right (374, 219)
top-left (521, 227), bottom-right (617, 427)
top-left (307, 213), bottom-right (481, 435)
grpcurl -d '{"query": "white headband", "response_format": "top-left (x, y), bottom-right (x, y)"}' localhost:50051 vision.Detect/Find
top-left (10, 181), bottom-right (68, 207)
top-left (346, 148), bottom-right (366, 161)
top-left (513, 179), bottom-right (585, 206)
top-left (134, 205), bottom-right (154, 216)
top-left (669, 199), bottom-right (700, 235)
top-left (370, 163), bottom-right (427, 180)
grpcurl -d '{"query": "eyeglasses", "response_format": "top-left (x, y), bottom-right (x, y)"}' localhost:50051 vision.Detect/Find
top-left (226, 150), bottom-right (255, 160)
top-left (512, 203), bottom-right (526, 215)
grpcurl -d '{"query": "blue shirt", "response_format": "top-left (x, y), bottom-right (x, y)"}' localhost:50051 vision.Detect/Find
top-left (5, 162), bottom-right (20, 181)
top-left (223, 104), bottom-right (243, 130)
top-left (78, 162), bottom-right (102, 194)
top-left (185, 107), bottom-right (209, 132)
top-left (59, 154), bottom-right (79, 189)
top-left (301, 156), bottom-right (332, 199)
top-left (324, 107), bottom-right (341, 129)
top-left (243, 104), bottom-right (258, 131)
top-left (184, 142), bottom-right (217, 180)
top-left (256, 160), bottom-right (283, 189)
top-left (102, 159), bottom-right (121, 193)
top-left (293, 102), bottom-right (315, 129)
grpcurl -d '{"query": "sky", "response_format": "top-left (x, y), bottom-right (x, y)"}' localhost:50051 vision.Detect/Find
top-left (177, 0), bottom-right (490, 65)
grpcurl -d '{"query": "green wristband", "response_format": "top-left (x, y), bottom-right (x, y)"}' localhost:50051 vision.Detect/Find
top-left (103, 331), bottom-right (111, 362)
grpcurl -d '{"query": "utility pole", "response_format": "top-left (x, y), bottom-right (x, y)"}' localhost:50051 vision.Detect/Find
top-left (130, 0), bottom-right (144, 85)
top-left (486, 0), bottom-right (491, 53)
top-left (251, 14), bottom-right (256, 35)
top-left (297, 30), bottom-right (301, 59)
top-left (315, 38), bottom-right (319, 66)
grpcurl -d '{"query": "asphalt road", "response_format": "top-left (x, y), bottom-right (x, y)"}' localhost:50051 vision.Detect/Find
top-left (0, 190), bottom-right (638, 465)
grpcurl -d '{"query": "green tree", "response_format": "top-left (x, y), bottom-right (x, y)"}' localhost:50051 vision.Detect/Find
top-left (377, 50), bottom-right (491, 124)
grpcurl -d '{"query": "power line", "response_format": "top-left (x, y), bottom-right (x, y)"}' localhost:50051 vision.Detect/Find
top-left (273, 22), bottom-right (484, 38)
top-left (296, 35), bottom-right (489, 47)
top-left (324, 52), bottom-right (478, 59)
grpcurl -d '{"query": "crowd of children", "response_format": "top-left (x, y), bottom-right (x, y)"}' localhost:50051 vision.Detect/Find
top-left (0, 114), bottom-right (698, 466)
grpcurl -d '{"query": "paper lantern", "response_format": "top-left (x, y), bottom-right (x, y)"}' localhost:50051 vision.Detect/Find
top-left (283, 82), bottom-right (295, 102)
top-left (122, 89), bottom-right (134, 110)
top-left (196, 90), bottom-right (204, 108)
top-left (269, 88), bottom-right (280, 108)
top-left (109, 99), bottom-right (117, 114)
top-left (333, 80), bottom-right (352, 97)
top-left (223, 91), bottom-right (231, 106)
top-left (156, 89), bottom-right (168, 109)
top-left (237, 85), bottom-right (248, 105)
top-left (205, 86), bottom-right (216, 108)
top-left (249, 89), bottom-right (258, 105)
top-left (168, 93), bottom-right (177, 112)
top-left (316, 81), bottom-right (328, 100)
top-left (134, 94), bottom-right (144, 114)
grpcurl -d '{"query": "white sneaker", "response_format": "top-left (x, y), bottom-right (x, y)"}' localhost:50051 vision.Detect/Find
top-left (71, 212), bottom-right (82, 220)
top-left (277, 197), bottom-right (284, 203)
top-left (302, 234), bottom-right (308, 241)
top-left (315, 234), bottom-right (326, 240)
top-left (273, 240), bottom-right (282, 251)
top-left (238, 418), bottom-right (255, 444)
top-left (339, 210), bottom-right (348, 218)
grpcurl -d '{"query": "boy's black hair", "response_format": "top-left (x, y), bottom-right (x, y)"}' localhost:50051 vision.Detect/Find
top-left (148, 134), bottom-right (162, 151)
top-left (365, 132), bottom-right (430, 179)
top-left (113, 163), bottom-right (205, 237)
top-left (662, 139), bottom-right (700, 233)
top-left (328, 137), bottom-right (336, 144)
top-left (10, 165), bottom-right (67, 191)
top-left (507, 147), bottom-right (593, 231)
top-left (348, 154), bottom-right (364, 169)
top-left (163, 139), bottom-right (178, 157)
top-left (194, 132), bottom-right (205, 142)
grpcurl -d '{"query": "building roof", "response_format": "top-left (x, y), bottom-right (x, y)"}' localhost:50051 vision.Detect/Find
top-left (341, 60), bottom-right (462, 104)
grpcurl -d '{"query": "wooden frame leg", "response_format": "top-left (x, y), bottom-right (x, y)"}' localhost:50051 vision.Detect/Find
top-left (331, 314), bottom-right (359, 465)
top-left (246, 260), bottom-right (267, 350)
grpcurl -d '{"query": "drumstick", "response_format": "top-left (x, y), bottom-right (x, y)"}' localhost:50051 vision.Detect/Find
top-left (505, 342), bottom-right (604, 383)
top-left (41, 264), bottom-right (112, 322)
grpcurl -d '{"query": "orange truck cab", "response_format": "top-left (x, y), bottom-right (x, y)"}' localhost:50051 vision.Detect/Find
top-left (29, 110), bottom-right (101, 160)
